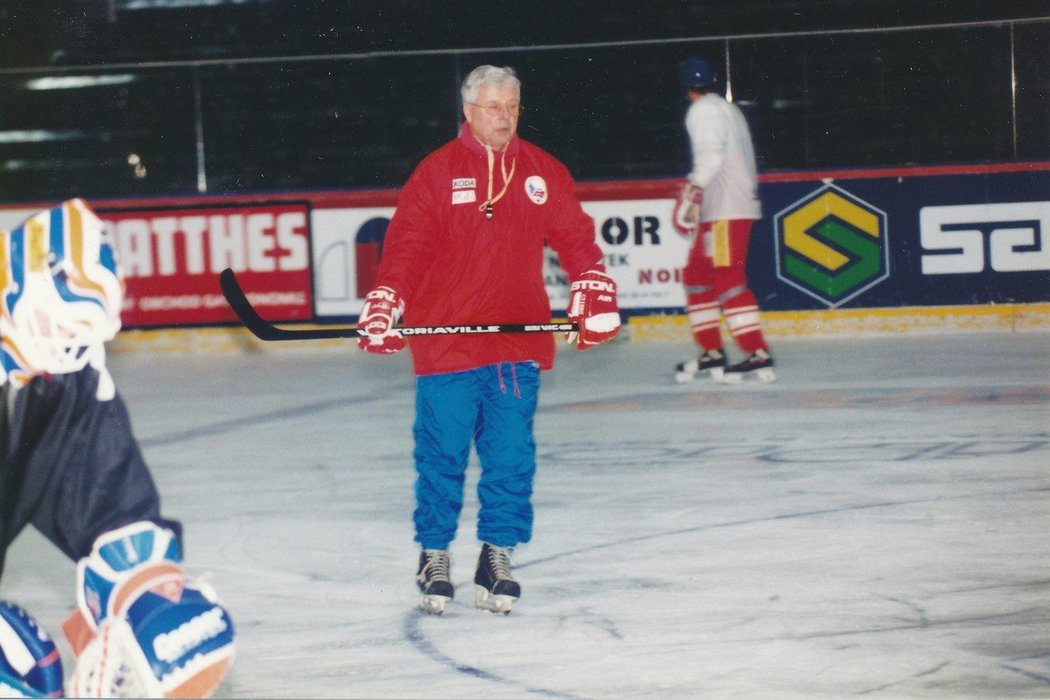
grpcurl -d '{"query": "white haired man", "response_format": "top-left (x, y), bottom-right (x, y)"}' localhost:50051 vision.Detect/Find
top-left (357, 65), bottom-right (621, 614)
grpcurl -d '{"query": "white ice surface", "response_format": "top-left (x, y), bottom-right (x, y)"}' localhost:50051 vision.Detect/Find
top-left (2, 331), bottom-right (1049, 698)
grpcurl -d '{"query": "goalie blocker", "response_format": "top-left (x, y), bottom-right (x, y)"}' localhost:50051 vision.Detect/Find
top-left (62, 522), bottom-right (235, 698)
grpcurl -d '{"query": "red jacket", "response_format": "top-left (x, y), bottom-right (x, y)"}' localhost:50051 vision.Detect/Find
top-left (376, 124), bottom-right (604, 376)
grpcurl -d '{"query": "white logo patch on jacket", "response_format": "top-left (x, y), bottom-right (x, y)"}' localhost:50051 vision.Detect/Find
top-left (451, 177), bottom-right (477, 204)
top-left (525, 176), bottom-right (548, 205)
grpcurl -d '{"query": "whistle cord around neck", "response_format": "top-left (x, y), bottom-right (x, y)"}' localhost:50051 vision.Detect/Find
top-left (478, 145), bottom-right (516, 220)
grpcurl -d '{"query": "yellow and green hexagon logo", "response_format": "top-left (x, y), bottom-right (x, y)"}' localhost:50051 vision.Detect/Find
top-left (773, 184), bottom-right (889, 307)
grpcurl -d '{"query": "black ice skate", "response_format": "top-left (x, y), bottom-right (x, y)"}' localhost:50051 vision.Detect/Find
top-left (416, 549), bottom-right (454, 614)
top-left (674, 349), bottom-right (726, 383)
top-left (722, 348), bottom-right (776, 383)
top-left (474, 543), bottom-right (520, 614)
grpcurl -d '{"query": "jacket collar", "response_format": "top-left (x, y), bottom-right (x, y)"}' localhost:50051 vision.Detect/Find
top-left (459, 122), bottom-right (520, 158)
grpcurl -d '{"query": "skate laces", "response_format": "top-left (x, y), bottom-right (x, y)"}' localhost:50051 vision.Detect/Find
top-left (486, 546), bottom-right (514, 581)
top-left (423, 550), bottom-right (451, 582)
top-left (742, 349), bottom-right (771, 365)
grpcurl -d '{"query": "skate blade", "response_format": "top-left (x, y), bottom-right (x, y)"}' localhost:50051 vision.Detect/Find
top-left (420, 594), bottom-right (451, 615)
top-left (674, 367), bottom-right (724, 384)
top-left (720, 367), bottom-right (776, 384)
top-left (755, 367), bottom-right (776, 383)
top-left (474, 585), bottom-right (516, 614)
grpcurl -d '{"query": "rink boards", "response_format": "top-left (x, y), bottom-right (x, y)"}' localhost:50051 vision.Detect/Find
top-left (0, 161), bottom-right (1047, 338)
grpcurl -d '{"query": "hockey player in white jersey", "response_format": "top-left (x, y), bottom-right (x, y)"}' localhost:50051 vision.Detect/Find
top-left (0, 199), bottom-right (235, 697)
top-left (672, 57), bottom-right (775, 383)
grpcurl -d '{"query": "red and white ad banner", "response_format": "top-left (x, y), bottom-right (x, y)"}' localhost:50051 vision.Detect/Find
top-left (97, 203), bottom-right (313, 327)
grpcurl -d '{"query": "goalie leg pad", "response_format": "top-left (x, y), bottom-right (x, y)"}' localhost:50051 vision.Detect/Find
top-left (67, 522), bottom-right (235, 698)
top-left (0, 601), bottom-right (64, 698)
top-left (75, 521), bottom-right (182, 629)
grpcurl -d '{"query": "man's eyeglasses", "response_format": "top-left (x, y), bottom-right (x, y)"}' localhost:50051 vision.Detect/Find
top-left (469, 102), bottom-right (524, 118)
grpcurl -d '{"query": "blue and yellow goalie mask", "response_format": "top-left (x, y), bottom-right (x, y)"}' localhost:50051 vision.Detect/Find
top-left (0, 199), bottom-right (123, 387)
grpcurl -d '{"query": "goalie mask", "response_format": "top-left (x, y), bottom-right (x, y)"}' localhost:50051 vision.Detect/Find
top-left (0, 199), bottom-right (123, 386)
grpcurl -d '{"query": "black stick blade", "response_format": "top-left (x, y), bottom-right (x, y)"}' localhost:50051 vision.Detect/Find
top-left (219, 268), bottom-right (357, 340)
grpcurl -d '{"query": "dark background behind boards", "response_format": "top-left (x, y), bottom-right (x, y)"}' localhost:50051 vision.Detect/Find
top-left (0, 0), bottom-right (1047, 200)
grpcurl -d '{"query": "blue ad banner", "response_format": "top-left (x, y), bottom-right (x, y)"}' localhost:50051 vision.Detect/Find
top-left (751, 166), bottom-right (1050, 310)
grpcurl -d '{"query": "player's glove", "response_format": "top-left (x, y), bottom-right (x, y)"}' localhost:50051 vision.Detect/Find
top-left (567, 270), bottom-right (621, 350)
top-left (64, 522), bottom-right (235, 698)
top-left (357, 286), bottom-right (406, 354)
top-left (672, 182), bottom-right (703, 236)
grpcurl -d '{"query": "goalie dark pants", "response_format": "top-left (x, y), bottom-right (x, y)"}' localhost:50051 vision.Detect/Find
top-left (0, 368), bottom-right (180, 580)
top-left (412, 361), bottom-right (540, 551)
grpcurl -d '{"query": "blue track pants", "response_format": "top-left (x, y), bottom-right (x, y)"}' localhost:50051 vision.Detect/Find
top-left (412, 361), bottom-right (540, 550)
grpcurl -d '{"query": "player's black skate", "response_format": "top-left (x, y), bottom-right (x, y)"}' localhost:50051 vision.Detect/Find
top-left (416, 549), bottom-right (454, 614)
top-left (722, 348), bottom-right (776, 383)
top-left (474, 543), bottom-right (520, 614)
top-left (674, 349), bottom-right (726, 383)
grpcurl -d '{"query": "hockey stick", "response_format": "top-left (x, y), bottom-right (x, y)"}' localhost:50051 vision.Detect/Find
top-left (219, 268), bottom-right (577, 342)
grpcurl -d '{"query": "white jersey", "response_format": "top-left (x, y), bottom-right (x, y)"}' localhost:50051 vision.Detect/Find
top-left (685, 93), bottom-right (762, 222)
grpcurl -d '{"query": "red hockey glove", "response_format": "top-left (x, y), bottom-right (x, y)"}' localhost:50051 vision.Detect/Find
top-left (567, 270), bottom-right (621, 350)
top-left (357, 286), bottom-right (406, 354)
top-left (672, 182), bottom-right (703, 236)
